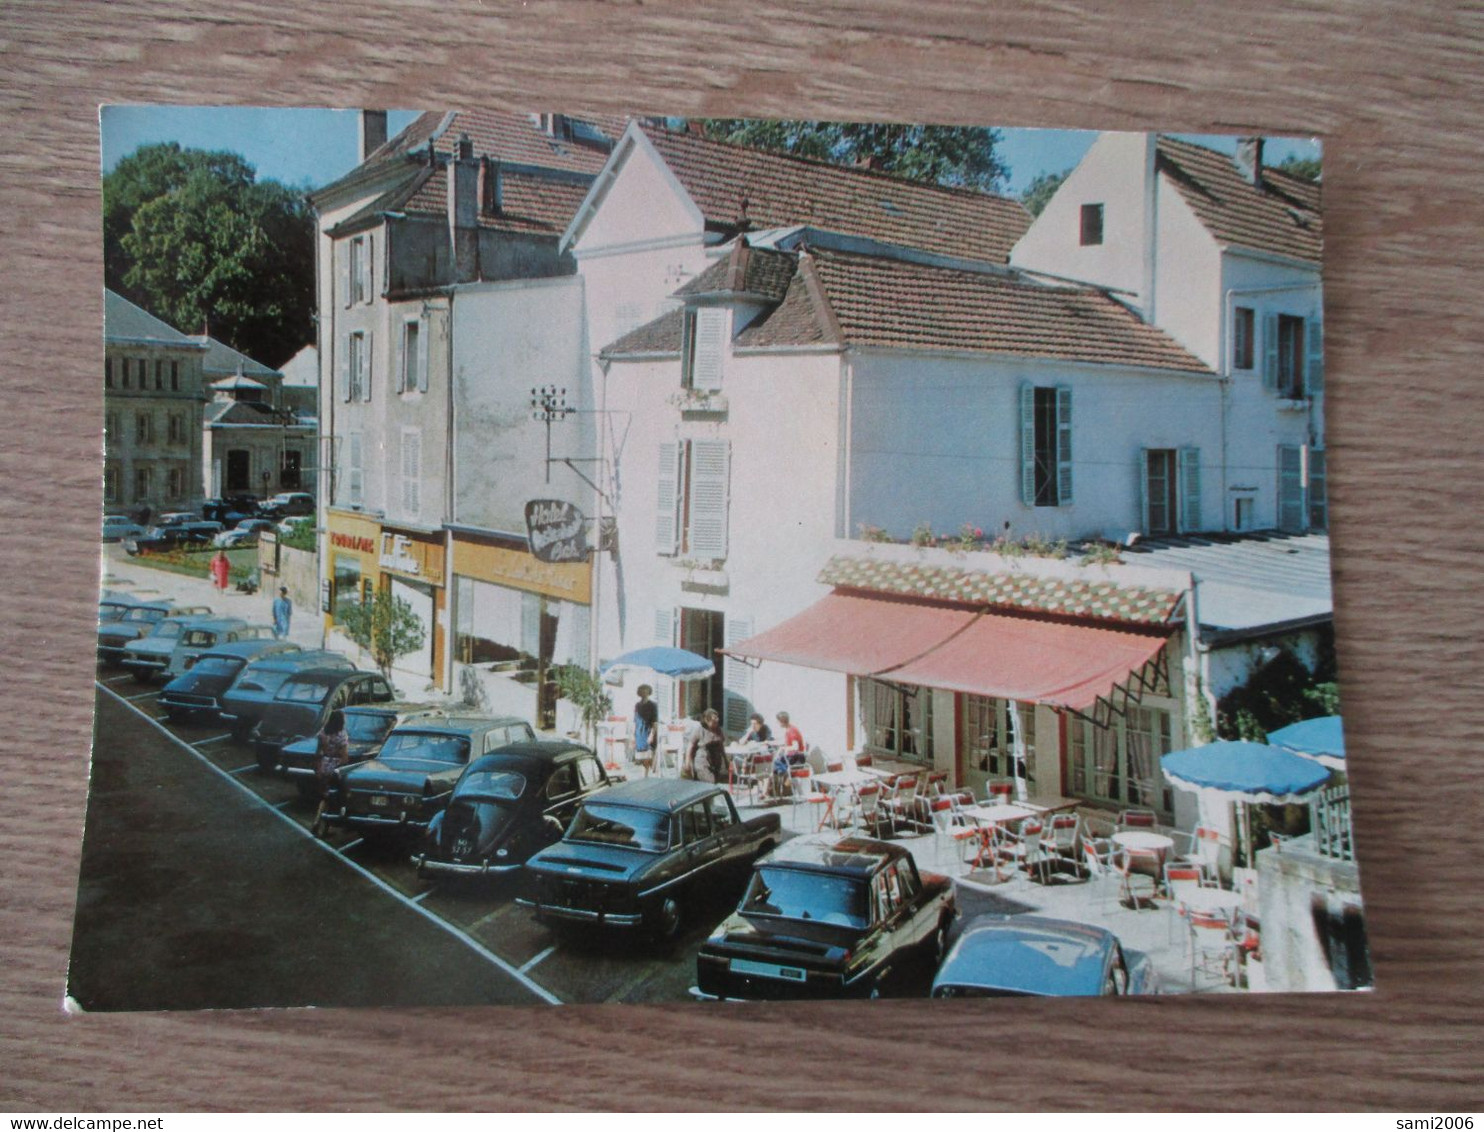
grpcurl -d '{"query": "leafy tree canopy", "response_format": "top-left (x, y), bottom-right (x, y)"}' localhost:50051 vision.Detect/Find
top-left (336, 588), bottom-right (426, 679)
top-left (695, 119), bottom-right (1010, 193)
top-left (1273, 153), bottom-right (1322, 183)
top-left (103, 143), bottom-right (314, 369)
top-left (1020, 168), bottom-right (1069, 217)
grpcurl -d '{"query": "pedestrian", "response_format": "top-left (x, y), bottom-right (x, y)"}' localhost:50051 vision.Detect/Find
top-left (632, 684), bottom-right (659, 776)
top-left (311, 708), bottom-right (350, 834)
top-left (272, 586), bottom-right (293, 639)
top-left (687, 709), bottom-right (727, 784)
top-left (209, 548), bottom-right (231, 592)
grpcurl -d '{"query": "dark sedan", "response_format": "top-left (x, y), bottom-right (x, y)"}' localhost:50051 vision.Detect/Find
top-left (157, 639), bottom-right (302, 722)
top-left (414, 742), bottom-right (610, 877)
top-left (277, 701), bottom-right (448, 799)
top-left (519, 779), bottom-right (782, 939)
top-left (320, 716), bottom-right (535, 837)
top-left (250, 668), bottom-right (395, 771)
top-left (930, 915), bottom-right (1159, 998)
top-left (693, 836), bottom-right (953, 1001)
top-left (218, 650), bottom-right (356, 740)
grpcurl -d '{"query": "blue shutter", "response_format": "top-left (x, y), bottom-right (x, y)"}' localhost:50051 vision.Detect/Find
top-left (1056, 386), bottom-right (1074, 506)
top-left (1307, 447), bottom-right (1327, 531)
top-left (1178, 446), bottom-right (1202, 533)
top-left (1137, 448), bottom-right (1150, 533)
top-left (1262, 312), bottom-right (1280, 391)
top-left (687, 440), bottom-right (730, 559)
top-left (1018, 383), bottom-right (1036, 506)
top-left (1305, 317), bottom-right (1324, 394)
top-left (655, 442), bottom-right (681, 555)
top-left (1277, 445), bottom-right (1304, 533)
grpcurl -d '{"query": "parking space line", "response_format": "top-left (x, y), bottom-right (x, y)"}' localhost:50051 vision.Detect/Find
top-left (338, 839), bottom-right (364, 854)
top-left (194, 734), bottom-right (233, 746)
top-left (103, 675), bottom-right (133, 684)
top-left (125, 691), bottom-right (158, 702)
top-left (410, 888), bottom-right (437, 905)
top-left (97, 681), bottom-right (564, 1007)
top-left (519, 945), bottom-right (556, 974)
top-left (272, 801), bottom-right (293, 810)
top-left (152, 715), bottom-right (172, 722)
top-left (227, 764), bottom-right (258, 775)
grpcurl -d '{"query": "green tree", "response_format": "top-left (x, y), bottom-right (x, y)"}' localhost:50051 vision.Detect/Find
top-left (336, 589), bottom-right (426, 680)
top-left (554, 665), bottom-right (614, 749)
top-left (1273, 154), bottom-right (1322, 183)
top-left (696, 119), bottom-right (1009, 192)
top-left (1021, 169), bottom-right (1069, 216)
top-left (103, 143), bottom-right (315, 368)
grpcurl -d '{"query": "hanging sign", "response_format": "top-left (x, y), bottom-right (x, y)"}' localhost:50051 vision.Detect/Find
top-left (525, 499), bottom-right (588, 563)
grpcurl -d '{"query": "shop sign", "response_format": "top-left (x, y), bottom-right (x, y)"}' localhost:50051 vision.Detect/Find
top-left (331, 532), bottom-right (377, 555)
top-left (380, 532), bottom-right (423, 576)
top-left (525, 499), bottom-right (588, 564)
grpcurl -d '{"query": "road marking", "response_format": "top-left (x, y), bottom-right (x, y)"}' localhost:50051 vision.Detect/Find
top-left (152, 714), bottom-right (172, 722)
top-left (410, 888), bottom-right (437, 905)
top-left (125, 691), bottom-right (158, 702)
top-left (98, 681), bottom-right (564, 1007)
top-left (227, 764), bottom-right (258, 775)
top-left (338, 839), bottom-right (364, 854)
top-left (104, 674), bottom-right (133, 684)
top-left (467, 907), bottom-right (510, 933)
top-left (272, 801), bottom-right (293, 810)
top-left (519, 945), bottom-right (556, 973)
top-left (194, 734), bottom-right (233, 746)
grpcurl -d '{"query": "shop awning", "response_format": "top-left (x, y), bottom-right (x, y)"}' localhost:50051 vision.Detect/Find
top-left (727, 592), bottom-right (1170, 711)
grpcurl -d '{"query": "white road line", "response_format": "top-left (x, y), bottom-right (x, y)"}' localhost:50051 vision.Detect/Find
top-left (227, 764), bottom-right (258, 775)
top-left (410, 888), bottom-right (436, 905)
top-left (125, 691), bottom-right (158, 702)
top-left (272, 801), bottom-right (293, 810)
top-left (519, 945), bottom-right (556, 974)
top-left (98, 681), bottom-right (563, 1007)
top-left (194, 734), bottom-right (233, 746)
top-left (338, 839), bottom-right (364, 854)
top-left (104, 675), bottom-right (133, 685)
top-left (152, 715), bottom-right (172, 722)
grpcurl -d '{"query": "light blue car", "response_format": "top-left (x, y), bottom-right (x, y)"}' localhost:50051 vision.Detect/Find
top-left (931, 915), bottom-right (1159, 997)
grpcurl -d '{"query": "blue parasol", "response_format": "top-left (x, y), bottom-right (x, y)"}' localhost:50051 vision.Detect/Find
top-left (1162, 740), bottom-right (1332, 804)
top-left (599, 646), bottom-right (715, 681)
top-left (1268, 716), bottom-right (1346, 771)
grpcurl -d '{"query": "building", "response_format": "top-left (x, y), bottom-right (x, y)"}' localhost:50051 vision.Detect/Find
top-left (199, 338), bottom-right (316, 501)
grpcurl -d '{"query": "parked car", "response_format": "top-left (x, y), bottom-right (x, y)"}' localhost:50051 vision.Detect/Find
top-left (123, 522), bottom-right (224, 555)
top-left (251, 668), bottom-right (396, 770)
top-left (157, 512), bottom-right (198, 528)
top-left (320, 716), bottom-right (537, 837)
top-left (97, 602), bottom-right (212, 664)
top-left (158, 639), bottom-right (302, 722)
top-left (930, 915), bottom-right (1159, 998)
top-left (276, 515), bottom-right (314, 539)
top-left (202, 495), bottom-right (260, 526)
top-left (692, 836), bottom-right (954, 1001)
top-left (277, 701), bottom-right (450, 799)
top-left (98, 590), bottom-right (139, 623)
top-left (212, 519), bottom-right (273, 549)
top-left (519, 779), bottom-right (783, 939)
top-left (259, 491), bottom-right (315, 519)
top-left (122, 615), bottom-right (247, 683)
top-left (101, 515), bottom-right (146, 543)
top-left (163, 621), bottom-right (277, 681)
top-left (414, 741), bottom-right (611, 877)
top-left (218, 650), bottom-right (356, 740)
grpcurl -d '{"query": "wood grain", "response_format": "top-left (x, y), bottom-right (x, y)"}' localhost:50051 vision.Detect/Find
top-left (3, 0), bottom-right (1481, 1111)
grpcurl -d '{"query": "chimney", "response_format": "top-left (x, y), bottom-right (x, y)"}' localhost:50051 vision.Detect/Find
top-left (448, 134), bottom-right (480, 282)
top-left (479, 157), bottom-right (503, 215)
top-left (359, 110), bottom-right (388, 161)
top-left (1233, 137), bottom-right (1265, 186)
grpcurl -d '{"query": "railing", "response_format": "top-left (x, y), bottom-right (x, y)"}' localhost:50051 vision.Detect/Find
top-left (1309, 784), bottom-right (1353, 861)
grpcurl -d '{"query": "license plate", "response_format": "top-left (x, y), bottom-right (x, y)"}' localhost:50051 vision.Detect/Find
top-left (370, 794), bottom-right (389, 808)
top-left (730, 958), bottom-right (807, 982)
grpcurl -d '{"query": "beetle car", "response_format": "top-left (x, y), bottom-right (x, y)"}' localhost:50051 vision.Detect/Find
top-left (218, 650), bottom-right (356, 740)
top-left (276, 701), bottom-right (449, 799)
top-left (692, 836), bottom-right (954, 1001)
top-left (251, 668), bottom-right (395, 770)
top-left (97, 601), bottom-right (212, 664)
top-left (158, 639), bottom-right (302, 722)
top-left (519, 779), bottom-right (783, 939)
top-left (320, 716), bottom-right (535, 836)
top-left (414, 741), bottom-right (610, 877)
top-left (930, 915), bottom-right (1159, 998)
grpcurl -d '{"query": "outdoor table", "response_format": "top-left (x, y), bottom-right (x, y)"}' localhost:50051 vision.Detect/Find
top-left (813, 769), bottom-right (884, 791)
top-left (958, 803), bottom-right (1037, 879)
top-left (1182, 887), bottom-right (1244, 921)
top-left (1020, 795), bottom-right (1080, 815)
top-left (1112, 830), bottom-right (1176, 885)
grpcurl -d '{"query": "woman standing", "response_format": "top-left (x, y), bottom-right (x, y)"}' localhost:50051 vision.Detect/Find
top-left (311, 709), bottom-right (350, 835)
top-left (632, 684), bottom-right (659, 776)
top-left (210, 548), bottom-right (231, 592)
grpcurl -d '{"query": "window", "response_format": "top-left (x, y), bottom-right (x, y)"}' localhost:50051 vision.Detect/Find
top-left (1079, 203), bottom-right (1104, 246)
top-left (348, 235), bottom-right (372, 305)
top-left (859, 679), bottom-right (932, 766)
top-left (400, 428), bottom-right (421, 517)
top-left (332, 554), bottom-right (362, 621)
top-left (104, 412), bottom-right (118, 441)
top-left (1019, 384), bottom-right (1072, 507)
top-left (1233, 306), bottom-right (1255, 370)
top-left (281, 450), bottom-right (302, 491)
top-left (171, 360), bottom-right (180, 391)
top-left (656, 439), bottom-right (729, 559)
top-left (134, 466), bottom-right (152, 502)
top-left (1278, 444), bottom-right (1305, 533)
top-left (1139, 447), bottom-right (1200, 535)
top-left (1276, 314), bottom-right (1305, 397)
top-left (1233, 495), bottom-right (1255, 531)
top-left (344, 433), bottom-right (364, 506)
top-left (678, 801), bottom-right (711, 846)
top-left (680, 307), bottom-right (727, 391)
top-left (343, 332), bottom-right (371, 402)
top-left (1308, 448), bottom-right (1328, 531)
top-left (575, 756), bottom-right (604, 790)
top-left (960, 695), bottom-right (1035, 786)
top-left (104, 358), bottom-right (114, 389)
top-left (1069, 706), bottom-right (1174, 816)
top-left (167, 413), bottom-right (186, 444)
top-left (167, 466), bottom-right (185, 500)
top-left (545, 763), bottom-right (576, 801)
top-left (398, 318), bottom-right (425, 393)
top-left (135, 412), bottom-right (153, 444)
top-left (1263, 313), bottom-right (1322, 399)
top-left (121, 360), bottom-right (131, 390)
top-left (103, 465), bottom-right (119, 503)
top-left (154, 360), bottom-right (165, 390)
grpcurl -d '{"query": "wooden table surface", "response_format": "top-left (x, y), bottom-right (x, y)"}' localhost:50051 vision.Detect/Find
top-left (3, 0), bottom-right (1481, 1112)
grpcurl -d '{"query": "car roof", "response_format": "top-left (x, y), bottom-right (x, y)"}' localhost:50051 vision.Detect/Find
top-left (247, 652), bottom-right (353, 673)
top-left (935, 916), bottom-right (1116, 996)
top-left (343, 700), bottom-right (445, 717)
top-left (470, 739), bottom-right (590, 763)
top-left (585, 777), bottom-right (720, 812)
top-left (179, 618), bottom-right (249, 632)
top-left (199, 641), bottom-right (299, 660)
top-left (283, 667), bottom-right (368, 686)
top-left (761, 835), bottom-right (907, 876)
top-left (389, 715), bottom-right (528, 739)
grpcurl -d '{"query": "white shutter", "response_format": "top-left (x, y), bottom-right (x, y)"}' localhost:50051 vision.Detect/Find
top-left (393, 321), bottom-right (406, 394)
top-left (362, 331), bottom-right (373, 402)
top-left (691, 308), bottom-right (727, 391)
top-left (1262, 312), bottom-right (1280, 391)
top-left (687, 440), bottom-right (730, 560)
top-left (1055, 386), bottom-right (1073, 506)
top-left (338, 339), bottom-right (351, 402)
top-left (1178, 446), bottom-right (1202, 533)
top-left (417, 315), bottom-right (430, 393)
top-left (340, 241), bottom-right (352, 309)
top-left (1018, 383), bottom-right (1036, 506)
top-left (362, 234), bottom-right (374, 305)
top-left (1305, 317), bottom-right (1324, 394)
top-left (1137, 448), bottom-right (1151, 534)
top-left (347, 433), bottom-right (363, 506)
top-left (722, 614), bottom-right (754, 735)
top-left (402, 430), bottom-right (421, 517)
top-left (655, 442), bottom-right (681, 555)
top-left (1277, 445), bottom-right (1304, 533)
top-left (654, 608), bottom-right (675, 647)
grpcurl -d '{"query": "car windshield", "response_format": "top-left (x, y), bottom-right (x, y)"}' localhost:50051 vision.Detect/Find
top-left (379, 732), bottom-right (470, 765)
top-left (192, 656), bottom-right (245, 678)
top-left (122, 608), bottom-right (166, 624)
top-left (458, 770), bottom-right (527, 802)
top-left (182, 630), bottom-right (218, 647)
top-left (566, 804), bottom-right (670, 852)
top-left (344, 713), bottom-right (397, 743)
top-left (741, 868), bottom-right (870, 929)
top-left (149, 622), bottom-right (184, 640)
top-left (276, 679), bottom-right (334, 704)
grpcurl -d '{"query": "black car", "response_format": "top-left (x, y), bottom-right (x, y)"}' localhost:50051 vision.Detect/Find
top-left (414, 741), bottom-right (611, 877)
top-left (321, 716), bottom-right (536, 837)
top-left (250, 668), bottom-right (395, 770)
top-left (157, 639), bottom-right (302, 722)
top-left (519, 779), bottom-right (783, 939)
top-left (219, 650), bottom-right (356, 740)
top-left (692, 836), bottom-right (954, 1001)
top-left (277, 701), bottom-right (449, 799)
top-left (202, 495), bottom-right (260, 526)
top-left (123, 523), bottom-right (223, 555)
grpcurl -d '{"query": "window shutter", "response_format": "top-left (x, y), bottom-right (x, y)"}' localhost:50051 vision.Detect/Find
top-left (1137, 448), bottom-right (1151, 533)
top-left (655, 442), bottom-right (681, 555)
top-left (338, 339), bottom-right (351, 402)
top-left (722, 614), bottom-right (754, 735)
top-left (1262, 312), bottom-right (1280, 391)
top-left (402, 431), bottom-right (421, 516)
top-left (1055, 386), bottom-right (1074, 506)
top-left (687, 439), bottom-right (730, 559)
top-left (362, 331), bottom-right (373, 402)
top-left (1018, 383), bottom-right (1036, 506)
top-left (1277, 444), bottom-right (1304, 533)
top-left (1178, 446), bottom-right (1202, 533)
top-left (417, 315), bottom-right (430, 393)
top-left (654, 608), bottom-right (675, 647)
top-left (363, 234), bottom-right (374, 305)
top-left (347, 433), bottom-right (363, 505)
top-left (1306, 317), bottom-right (1324, 394)
top-left (393, 322), bottom-right (405, 394)
top-left (1307, 447), bottom-right (1328, 531)
top-left (691, 308), bottom-right (727, 391)
top-left (340, 242), bottom-right (351, 309)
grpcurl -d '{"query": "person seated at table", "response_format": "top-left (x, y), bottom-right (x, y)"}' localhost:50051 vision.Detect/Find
top-left (740, 712), bottom-right (772, 745)
top-left (770, 711), bottom-right (807, 797)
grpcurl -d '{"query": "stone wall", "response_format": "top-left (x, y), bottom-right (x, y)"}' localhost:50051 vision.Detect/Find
top-left (257, 535), bottom-right (318, 612)
top-left (1257, 837), bottom-right (1369, 993)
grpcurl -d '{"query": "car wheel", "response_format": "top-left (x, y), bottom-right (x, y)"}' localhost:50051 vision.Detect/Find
top-left (653, 896), bottom-right (683, 940)
top-left (932, 918), bottom-right (950, 967)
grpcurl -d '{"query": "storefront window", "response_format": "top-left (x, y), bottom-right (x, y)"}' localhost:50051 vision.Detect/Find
top-left (1070, 706), bottom-right (1174, 816)
top-left (332, 554), bottom-right (361, 623)
top-left (960, 695), bottom-right (1036, 789)
top-left (859, 679), bottom-right (932, 766)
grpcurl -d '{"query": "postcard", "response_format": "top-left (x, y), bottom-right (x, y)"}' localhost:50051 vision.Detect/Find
top-left (72, 106), bottom-right (1367, 1010)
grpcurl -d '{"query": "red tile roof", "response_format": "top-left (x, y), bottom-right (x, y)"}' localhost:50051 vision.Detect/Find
top-left (400, 165), bottom-right (594, 236)
top-left (674, 243), bottom-right (797, 302)
top-left (372, 109), bottom-right (619, 175)
top-left (639, 124), bottom-right (1030, 264)
top-left (1156, 136), bottom-right (1322, 266)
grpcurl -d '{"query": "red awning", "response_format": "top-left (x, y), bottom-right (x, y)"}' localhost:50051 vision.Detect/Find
top-left (728, 593), bottom-right (1169, 711)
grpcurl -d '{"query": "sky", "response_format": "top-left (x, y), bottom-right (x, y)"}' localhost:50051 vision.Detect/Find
top-left (99, 105), bottom-right (1321, 196)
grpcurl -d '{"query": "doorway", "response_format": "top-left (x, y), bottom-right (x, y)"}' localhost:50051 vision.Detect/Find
top-left (225, 449), bottom-right (251, 493)
top-left (677, 607), bottom-right (723, 720)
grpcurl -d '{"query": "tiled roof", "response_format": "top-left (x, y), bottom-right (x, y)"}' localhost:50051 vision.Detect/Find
top-left (640, 124), bottom-right (1031, 264)
top-left (103, 290), bottom-right (199, 345)
top-left (601, 308), bottom-right (687, 356)
top-left (1156, 137), bottom-right (1322, 266)
top-left (372, 110), bottom-right (619, 176)
top-left (197, 336), bottom-right (278, 378)
top-left (400, 165), bottom-right (594, 235)
top-left (820, 554), bottom-right (1183, 625)
top-left (674, 242), bottom-right (797, 302)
